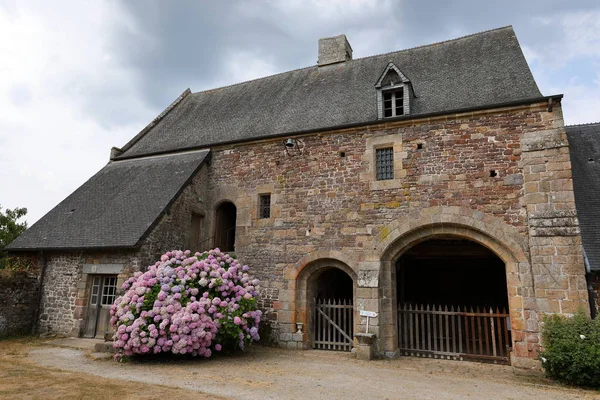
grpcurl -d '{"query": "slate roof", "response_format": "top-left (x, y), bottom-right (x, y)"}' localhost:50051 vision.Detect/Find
top-left (6, 150), bottom-right (210, 251)
top-left (118, 26), bottom-right (542, 159)
top-left (566, 123), bottom-right (600, 271)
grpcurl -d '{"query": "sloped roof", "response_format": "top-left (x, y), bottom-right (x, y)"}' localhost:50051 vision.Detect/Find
top-left (6, 150), bottom-right (210, 251)
top-left (118, 26), bottom-right (542, 159)
top-left (566, 123), bottom-right (600, 271)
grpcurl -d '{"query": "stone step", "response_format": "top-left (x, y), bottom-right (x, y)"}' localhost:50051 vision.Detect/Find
top-left (94, 341), bottom-right (116, 353)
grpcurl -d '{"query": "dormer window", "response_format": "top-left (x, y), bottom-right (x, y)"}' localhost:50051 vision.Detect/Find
top-left (375, 62), bottom-right (414, 119)
top-left (383, 88), bottom-right (404, 117)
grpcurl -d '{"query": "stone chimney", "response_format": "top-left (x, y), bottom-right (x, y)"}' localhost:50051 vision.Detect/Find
top-left (318, 34), bottom-right (352, 66)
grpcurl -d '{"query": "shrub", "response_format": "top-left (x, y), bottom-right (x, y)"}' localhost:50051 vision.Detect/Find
top-left (539, 311), bottom-right (600, 387)
top-left (110, 249), bottom-right (262, 359)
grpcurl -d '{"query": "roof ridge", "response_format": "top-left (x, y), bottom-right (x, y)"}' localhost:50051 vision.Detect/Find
top-left (566, 121), bottom-right (600, 127)
top-left (114, 148), bottom-right (210, 163)
top-left (192, 25), bottom-right (514, 96)
top-left (352, 25), bottom-right (514, 62)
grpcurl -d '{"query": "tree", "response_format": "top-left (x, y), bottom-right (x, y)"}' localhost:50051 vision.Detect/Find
top-left (0, 205), bottom-right (28, 267)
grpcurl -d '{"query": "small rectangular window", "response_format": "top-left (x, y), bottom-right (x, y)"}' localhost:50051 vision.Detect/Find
top-left (395, 88), bottom-right (404, 116)
top-left (376, 147), bottom-right (394, 180)
top-left (383, 92), bottom-right (393, 117)
top-left (101, 276), bottom-right (117, 306)
top-left (259, 194), bottom-right (271, 219)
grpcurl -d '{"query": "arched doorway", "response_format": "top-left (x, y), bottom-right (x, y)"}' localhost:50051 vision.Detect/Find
top-left (215, 202), bottom-right (236, 251)
top-left (396, 236), bottom-right (511, 363)
top-left (310, 267), bottom-right (354, 351)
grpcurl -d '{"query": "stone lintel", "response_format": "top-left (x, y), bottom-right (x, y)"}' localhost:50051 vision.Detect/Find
top-left (82, 264), bottom-right (124, 275)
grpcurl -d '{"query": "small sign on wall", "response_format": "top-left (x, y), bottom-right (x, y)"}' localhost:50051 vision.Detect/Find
top-left (360, 310), bottom-right (378, 333)
top-left (360, 310), bottom-right (378, 318)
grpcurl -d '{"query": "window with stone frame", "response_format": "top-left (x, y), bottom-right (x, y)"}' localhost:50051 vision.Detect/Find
top-left (375, 147), bottom-right (394, 180)
top-left (383, 88), bottom-right (404, 118)
top-left (259, 194), bottom-right (271, 219)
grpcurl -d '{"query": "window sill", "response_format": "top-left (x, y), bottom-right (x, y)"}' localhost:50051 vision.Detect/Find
top-left (255, 218), bottom-right (272, 227)
top-left (369, 170), bottom-right (407, 191)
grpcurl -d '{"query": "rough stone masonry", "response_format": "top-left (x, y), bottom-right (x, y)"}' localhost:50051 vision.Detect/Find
top-left (205, 100), bottom-right (588, 369)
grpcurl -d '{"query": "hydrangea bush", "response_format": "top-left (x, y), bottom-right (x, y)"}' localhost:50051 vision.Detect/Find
top-left (110, 249), bottom-right (261, 359)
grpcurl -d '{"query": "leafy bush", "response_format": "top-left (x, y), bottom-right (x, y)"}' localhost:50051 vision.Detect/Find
top-left (110, 249), bottom-right (261, 359)
top-left (0, 205), bottom-right (28, 269)
top-left (539, 311), bottom-right (600, 387)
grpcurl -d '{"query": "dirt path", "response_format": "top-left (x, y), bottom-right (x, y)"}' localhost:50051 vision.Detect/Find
top-left (25, 343), bottom-right (598, 400)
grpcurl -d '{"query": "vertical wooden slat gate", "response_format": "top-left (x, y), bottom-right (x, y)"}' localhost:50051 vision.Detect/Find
top-left (398, 304), bottom-right (511, 364)
top-left (313, 298), bottom-right (353, 351)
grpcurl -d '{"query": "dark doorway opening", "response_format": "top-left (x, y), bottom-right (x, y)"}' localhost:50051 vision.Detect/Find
top-left (215, 202), bottom-right (236, 252)
top-left (397, 238), bottom-right (508, 309)
top-left (311, 267), bottom-right (354, 351)
top-left (316, 268), bottom-right (353, 301)
top-left (396, 237), bottom-right (511, 364)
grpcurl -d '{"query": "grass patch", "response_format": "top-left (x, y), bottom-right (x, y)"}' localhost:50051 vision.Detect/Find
top-left (0, 337), bottom-right (227, 400)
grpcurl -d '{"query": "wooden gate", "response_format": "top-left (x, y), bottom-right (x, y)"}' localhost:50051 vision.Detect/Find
top-left (398, 304), bottom-right (511, 364)
top-left (313, 298), bottom-right (353, 351)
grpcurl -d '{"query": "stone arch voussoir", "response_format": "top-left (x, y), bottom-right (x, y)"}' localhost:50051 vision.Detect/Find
top-left (375, 206), bottom-right (530, 266)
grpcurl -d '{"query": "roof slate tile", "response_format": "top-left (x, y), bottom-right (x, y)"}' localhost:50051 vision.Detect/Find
top-left (566, 123), bottom-right (600, 271)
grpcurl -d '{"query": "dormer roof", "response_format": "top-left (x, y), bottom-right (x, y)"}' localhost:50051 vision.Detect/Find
top-left (375, 62), bottom-right (411, 88)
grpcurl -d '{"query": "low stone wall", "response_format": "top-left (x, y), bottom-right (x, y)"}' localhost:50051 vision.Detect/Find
top-left (0, 270), bottom-right (41, 337)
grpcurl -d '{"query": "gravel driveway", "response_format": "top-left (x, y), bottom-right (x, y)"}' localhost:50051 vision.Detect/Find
top-left (29, 344), bottom-right (597, 400)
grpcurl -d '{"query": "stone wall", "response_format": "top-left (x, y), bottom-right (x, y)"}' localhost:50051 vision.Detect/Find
top-left (139, 165), bottom-right (209, 266)
top-left (205, 100), bottom-right (589, 367)
top-left (518, 108), bottom-right (589, 364)
top-left (37, 250), bottom-right (140, 336)
top-left (0, 269), bottom-right (40, 337)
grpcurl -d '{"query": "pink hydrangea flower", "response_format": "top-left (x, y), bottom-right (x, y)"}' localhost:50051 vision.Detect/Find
top-left (110, 248), bottom-right (262, 359)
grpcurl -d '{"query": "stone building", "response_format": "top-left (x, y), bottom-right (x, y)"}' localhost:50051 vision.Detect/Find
top-left (7, 26), bottom-right (598, 369)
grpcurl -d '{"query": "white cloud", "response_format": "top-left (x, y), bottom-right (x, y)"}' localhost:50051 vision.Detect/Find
top-left (559, 10), bottom-right (600, 61)
top-left (528, 10), bottom-right (600, 68)
top-left (0, 2), bottom-right (155, 224)
top-left (525, 9), bottom-right (600, 124)
top-left (555, 71), bottom-right (600, 125)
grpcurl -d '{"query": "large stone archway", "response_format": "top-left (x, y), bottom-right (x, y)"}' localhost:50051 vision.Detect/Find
top-left (371, 206), bottom-right (539, 368)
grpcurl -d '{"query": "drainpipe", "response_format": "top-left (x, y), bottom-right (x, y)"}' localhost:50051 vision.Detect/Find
top-left (583, 250), bottom-right (597, 319)
top-left (31, 251), bottom-right (48, 335)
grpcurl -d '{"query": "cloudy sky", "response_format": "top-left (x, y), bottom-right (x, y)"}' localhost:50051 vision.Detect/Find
top-left (1, 0), bottom-right (599, 225)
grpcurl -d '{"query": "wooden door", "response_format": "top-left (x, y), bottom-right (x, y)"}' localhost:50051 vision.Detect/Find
top-left (84, 275), bottom-right (118, 338)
